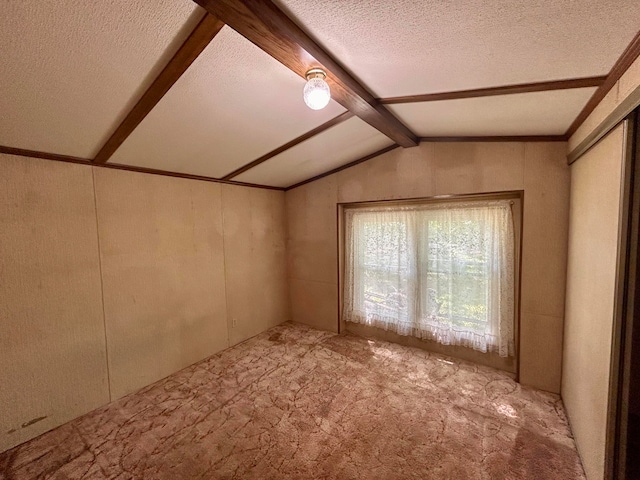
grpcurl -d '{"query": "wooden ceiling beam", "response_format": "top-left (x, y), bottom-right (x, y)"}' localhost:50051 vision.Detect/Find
top-left (380, 76), bottom-right (606, 105)
top-left (92, 13), bottom-right (225, 164)
top-left (222, 111), bottom-right (354, 180)
top-left (566, 30), bottom-right (640, 137)
top-left (192, 0), bottom-right (419, 148)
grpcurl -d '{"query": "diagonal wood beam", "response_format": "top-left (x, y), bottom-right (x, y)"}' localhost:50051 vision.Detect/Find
top-left (93, 13), bottom-right (225, 164)
top-left (222, 111), bottom-right (354, 180)
top-left (193, 0), bottom-right (419, 148)
top-left (380, 76), bottom-right (606, 105)
top-left (566, 30), bottom-right (640, 137)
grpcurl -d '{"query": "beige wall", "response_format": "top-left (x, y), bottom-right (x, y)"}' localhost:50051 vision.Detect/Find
top-left (562, 41), bottom-right (640, 480)
top-left (0, 154), bottom-right (289, 453)
top-left (286, 141), bottom-right (570, 393)
top-left (562, 124), bottom-right (625, 480)
top-left (0, 156), bottom-right (109, 454)
top-left (221, 185), bottom-right (289, 346)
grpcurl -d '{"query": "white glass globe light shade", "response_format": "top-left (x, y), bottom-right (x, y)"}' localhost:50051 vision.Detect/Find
top-left (303, 77), bottom-right (331, 110)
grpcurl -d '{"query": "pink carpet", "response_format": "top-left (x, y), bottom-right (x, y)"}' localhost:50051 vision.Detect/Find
top-left (0, 322), bottom-right (585, 479)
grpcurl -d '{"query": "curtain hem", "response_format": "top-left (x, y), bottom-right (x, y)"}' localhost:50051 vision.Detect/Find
top-left (345, 312), bottom-right (514, 358)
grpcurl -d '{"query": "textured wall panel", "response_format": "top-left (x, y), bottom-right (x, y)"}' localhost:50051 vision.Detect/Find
top-left (0, 155), bottom-right (108, 453)
top-left (93, 168), bottom-right (229, 399)
top-left (0, 1), bottom-right (200, 157)
top-left (521, 143), bottom-right (570, 319)
top-left (222, 186), bottom-right (289, 346)
top-left (563, 125), bottom-right (625, 480)
top-left (287, 175), bottom-right (338, 287)
top-left (277, 0), bottom-right (640, 97)
top-left (338, 143), bottom-right (436, 203)
top-left (286, 141), bottom-right (570, 393)
top-left (431, 142), bottom-right (525, 194)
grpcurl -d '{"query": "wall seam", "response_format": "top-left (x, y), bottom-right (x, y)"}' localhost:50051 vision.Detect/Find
top-left (282, 191), bottom-right (293, 322)
top-left (91, 167), bottom-right (112, 402)
top-left (219, 187), bottom-right (231, 349)
top-left (522, 142), bottom-right (527, 188)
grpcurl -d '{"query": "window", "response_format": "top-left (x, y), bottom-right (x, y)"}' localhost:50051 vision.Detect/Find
top-left (343, 199), bottom-right (515, 357)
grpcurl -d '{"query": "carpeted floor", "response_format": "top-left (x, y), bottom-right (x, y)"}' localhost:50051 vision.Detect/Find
top-left (0, 322), bottom-right (585, 479)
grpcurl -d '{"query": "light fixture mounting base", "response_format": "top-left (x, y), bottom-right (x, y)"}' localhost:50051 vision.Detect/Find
top-left (305, 68), bottom-right (327, 81)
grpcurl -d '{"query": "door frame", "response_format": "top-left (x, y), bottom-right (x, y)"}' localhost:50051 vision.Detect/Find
top-left (606, 108), bottom-right (640, 480)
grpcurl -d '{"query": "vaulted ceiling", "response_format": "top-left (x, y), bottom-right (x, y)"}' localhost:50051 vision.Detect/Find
top-left (1, 1), bottom-right (639, 190)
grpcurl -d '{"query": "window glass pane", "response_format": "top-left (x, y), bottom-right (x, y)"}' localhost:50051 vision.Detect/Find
top-left (343, 199), bottom-right (515, 357)
top-left (422, 217), bottom-right (488, 333)
top-left (359, 218), bottom-right (411, 322)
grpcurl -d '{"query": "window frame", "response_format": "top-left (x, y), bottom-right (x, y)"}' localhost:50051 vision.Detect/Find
top-left (337, 191), bottom-right (523, 377)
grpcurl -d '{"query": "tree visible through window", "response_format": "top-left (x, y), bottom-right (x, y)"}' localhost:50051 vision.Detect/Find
top-left (343, 200), bottom-right (515, 357)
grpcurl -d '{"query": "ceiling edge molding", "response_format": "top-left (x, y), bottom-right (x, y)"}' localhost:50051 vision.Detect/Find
top-left (0, 145), bottom-right (283, 191)
top-left (285, 144), bottom-right (400, 190)
top-left (192, 0), bottom-right (419, 148)
top-left (222, 111), bottom-right (354, 180)
top-left (419, 135), bottom-right (568, 142)
top-left (566, 30), bottom-right (640, 137)
top-left (379, 77), bottom-right (606, 104)
top-left (567, 82), bottom-right (640, 164)
top-left (0, 145), bottom-right (92, 165)
top-left (93, 13), bottom-right (225, 164)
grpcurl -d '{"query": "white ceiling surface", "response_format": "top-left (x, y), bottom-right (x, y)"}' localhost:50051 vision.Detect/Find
top-left (234, 117), bottom-right (393, 188)
top-left (388, 87), bottom-right (597, 137)
top-left (109, 27), bottom-right (346, 179)
top-left (0, 0), bottom-right (201, 158)
top-left (276, 0), bottom-right (640, 98)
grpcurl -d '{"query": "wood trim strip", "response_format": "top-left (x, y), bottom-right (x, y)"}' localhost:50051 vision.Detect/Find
top-left (222, 111), bottom-right (354, 180)
top-left (193, 0), bottom-right (418, 148)
top-left (338, 190), bottom-right (523, 207)
top-left (566, 30), bottom-right (640, 138)
top-left (0, 145), bottom-right (283, 191)
top-left (567, 82), bottom-right (640, 164)
top-left (0, 145), bottom-right (92, 165)
top-left (604, 110), bottom-right (639, 480)
top-left (420, 135), bottom-right (567, 143)
top-left (380, 76), bottom-right (606, 105)
top-left (285, 144), bottom-right (400, 190)
top-left (92, 13), bottom-right (225, 164)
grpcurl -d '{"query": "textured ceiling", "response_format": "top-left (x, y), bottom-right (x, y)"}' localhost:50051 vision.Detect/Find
top-left (388, 88), bottom-right (598, 136)
top-left (276, 0), bottom-right (640, 97)
top-left (0, 1), bottom-right (637, 188)
top-left (0, 0), bottom-right (201, 158)
top-left (234, 117), bottom-right (393, 188)
top-left (109, 27), bottom-right (345, 179)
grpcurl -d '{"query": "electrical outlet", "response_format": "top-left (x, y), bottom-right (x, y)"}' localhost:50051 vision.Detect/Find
top-left (232, 318), bottom-right (237, 328)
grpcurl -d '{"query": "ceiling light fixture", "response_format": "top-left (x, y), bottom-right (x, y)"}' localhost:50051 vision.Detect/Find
top-left (303, 68), bottom-right (331, 110)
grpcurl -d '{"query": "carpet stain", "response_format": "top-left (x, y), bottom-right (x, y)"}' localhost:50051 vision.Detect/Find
top-left (20, 416), bottom-right (47, 429)
top-left (268, 332), bottom-right (282, 342)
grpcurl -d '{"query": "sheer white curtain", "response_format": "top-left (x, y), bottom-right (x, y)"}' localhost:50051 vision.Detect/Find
top-left (343, 200), bottom-right (515, 357)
